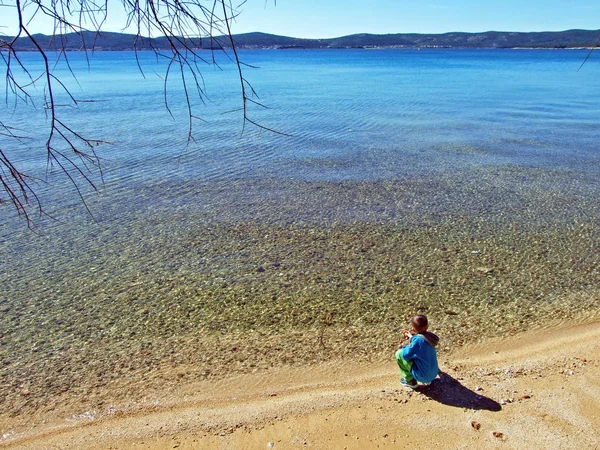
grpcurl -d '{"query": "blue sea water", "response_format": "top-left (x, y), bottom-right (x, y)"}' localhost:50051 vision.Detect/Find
top-left (1, 49), bottom-right (600, 409)
top-left (2, 48), bottom-right (599, 231)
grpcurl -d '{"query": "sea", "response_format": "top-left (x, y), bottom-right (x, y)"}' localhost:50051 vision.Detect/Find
top-left (2, 48), bottom-right (600, 228)
top-left (1, 48), bottom-right (600, 415)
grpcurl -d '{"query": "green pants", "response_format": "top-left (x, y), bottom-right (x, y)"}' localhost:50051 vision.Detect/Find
top-left (395, 349), bottom-right (414, 382)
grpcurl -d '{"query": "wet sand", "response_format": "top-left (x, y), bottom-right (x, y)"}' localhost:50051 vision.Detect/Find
top-left (2, 320), bottom-right (599, 449)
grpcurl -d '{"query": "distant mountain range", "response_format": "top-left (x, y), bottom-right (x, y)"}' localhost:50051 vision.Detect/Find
top-left (3, 29), bottom-right (600, 51)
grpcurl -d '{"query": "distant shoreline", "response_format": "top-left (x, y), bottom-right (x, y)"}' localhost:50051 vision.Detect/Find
top-left (3, 46), bottom-right (597, 53)
top-left (3, 29), bottom-right (599, 52)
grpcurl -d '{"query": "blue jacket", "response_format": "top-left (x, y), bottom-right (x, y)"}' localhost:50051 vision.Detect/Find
top-left (401, 332), bottom-right (439, 383)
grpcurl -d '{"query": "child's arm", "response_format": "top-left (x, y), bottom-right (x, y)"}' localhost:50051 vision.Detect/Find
top-left (397, 330), bottom-right (413, 348)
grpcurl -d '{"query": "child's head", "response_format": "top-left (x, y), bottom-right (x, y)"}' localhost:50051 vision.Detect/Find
top-left (411, 314), bottom-right (428, 333)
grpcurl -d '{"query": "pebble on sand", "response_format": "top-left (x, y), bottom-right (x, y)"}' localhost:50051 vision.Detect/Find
top-left (492, 431), bottom-right (505, 440)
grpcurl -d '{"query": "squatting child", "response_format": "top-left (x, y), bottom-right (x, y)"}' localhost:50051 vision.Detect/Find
top-left (395, 314), bottom-right (439, 388)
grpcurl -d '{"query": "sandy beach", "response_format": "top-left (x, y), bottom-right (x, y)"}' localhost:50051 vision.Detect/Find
top-left (2, 319), bottom-right (598, 449)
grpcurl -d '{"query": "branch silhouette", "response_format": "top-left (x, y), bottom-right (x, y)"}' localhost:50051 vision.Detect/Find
top-left (0, 0), bottom-right (277, 226)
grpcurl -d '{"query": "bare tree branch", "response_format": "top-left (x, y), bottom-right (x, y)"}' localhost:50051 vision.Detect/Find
top-left (1, 0), bottom-right (280, 224)
top-left (578, 34), bottom-right (600, 72)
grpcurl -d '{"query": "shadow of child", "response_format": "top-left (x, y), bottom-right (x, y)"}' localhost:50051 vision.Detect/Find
top-left (415, 371), bottom-right (502, 412)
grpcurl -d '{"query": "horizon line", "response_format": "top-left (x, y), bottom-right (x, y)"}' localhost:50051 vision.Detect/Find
top-left (4, 27), bottom-right (600, 41)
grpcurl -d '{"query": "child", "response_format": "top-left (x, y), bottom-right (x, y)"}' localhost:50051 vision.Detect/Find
top-left (395, 314), bottom-right (439, 388)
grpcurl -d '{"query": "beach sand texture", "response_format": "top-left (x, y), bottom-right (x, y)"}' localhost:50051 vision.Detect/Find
top-left (2, 320), bottom-right (599, 449)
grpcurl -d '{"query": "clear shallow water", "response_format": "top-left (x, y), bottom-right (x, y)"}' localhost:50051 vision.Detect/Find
top-left (1, 49), bottom-right (600, 414)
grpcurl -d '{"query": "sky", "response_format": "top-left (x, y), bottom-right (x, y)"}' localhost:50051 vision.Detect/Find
top-left (1, 0), bottom-right (599, 38)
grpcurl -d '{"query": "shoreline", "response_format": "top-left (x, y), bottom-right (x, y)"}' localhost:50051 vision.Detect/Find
top-left (2, 318), bottom-right (599, 449)
top-left (6, 46), bottom-right (599, 53)
top-left (6, 28), bottom-right (600, 52)
top-left (3, 176), bottom-right (600, 434)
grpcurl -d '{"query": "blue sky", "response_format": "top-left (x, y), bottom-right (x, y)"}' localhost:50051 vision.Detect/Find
top-left (234, 0), bottom-right (600, 38)
top-left (1, 0), bottom-right (599, 38)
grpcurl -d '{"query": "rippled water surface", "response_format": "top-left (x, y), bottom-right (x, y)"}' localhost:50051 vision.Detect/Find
top-left (2, 49), bottom-right (599, 219)
top-left (1, 49), bottom-right (600, 416)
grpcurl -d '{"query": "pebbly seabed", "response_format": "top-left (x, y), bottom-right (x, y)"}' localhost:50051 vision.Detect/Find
top-left (1, 164), bottom-right (600, 420)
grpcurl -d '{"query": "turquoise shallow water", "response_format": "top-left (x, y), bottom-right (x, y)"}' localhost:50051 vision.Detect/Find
top-left (1, 49), bottom-right (600, 415)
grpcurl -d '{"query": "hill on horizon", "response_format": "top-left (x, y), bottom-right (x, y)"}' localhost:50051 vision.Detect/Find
top-left (2, 29), bottom-right (599, 51)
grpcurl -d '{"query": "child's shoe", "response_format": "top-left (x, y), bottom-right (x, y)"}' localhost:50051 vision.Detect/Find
top-left (400, 378), bottom-right (418, 389)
